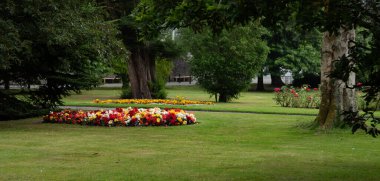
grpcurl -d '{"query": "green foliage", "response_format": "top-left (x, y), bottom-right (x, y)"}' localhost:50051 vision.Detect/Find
top-left (265, 14), bottom-right (322, 81)
top-left (150, 58), bottom-right (173, 99)
top-left (120, 88), bottom-right (133, 99)
top-left (0, 92), bottom-right (50, 120)
top-left (357, 93), bottom-right (380, 111)
top-left (0, 0), bottom-right (125, 108)
top-left (178, 22), bottom-right (269, 102)
top-left (134, 0), bottom-right (296, 38)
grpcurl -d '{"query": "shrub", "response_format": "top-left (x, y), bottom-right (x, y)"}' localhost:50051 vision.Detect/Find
top-left (273, 85), bottom-right (320, 108)
top-left (120, 88), bottom-right (133, 99)
top-left (357, 91), bottom-right (380, 111)
top-left (0, 92), bottom-right (50, 120)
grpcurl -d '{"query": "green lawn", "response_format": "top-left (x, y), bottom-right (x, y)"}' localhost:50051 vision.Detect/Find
top-left (63, 86), bottom-right (319, 115)
top-left (1, 112), bottom-right (379, 180)
top-left (2, 86), bottom-right (379, 180)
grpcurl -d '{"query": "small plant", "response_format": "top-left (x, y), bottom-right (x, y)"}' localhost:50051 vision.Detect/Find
top-left (343, 110), bottom-right (380, 138)
top-left (273, 85), bottom-right (320, 108)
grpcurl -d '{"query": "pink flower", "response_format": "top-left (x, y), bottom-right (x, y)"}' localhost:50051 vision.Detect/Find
top-left (274, 88), bottom-right (281, 92)
top-left (356, 82), bottom-right (363, 88)
top-left (313, 88), bottom-right (318, 91)
top-left (306, 88), bottom-right (311, 92)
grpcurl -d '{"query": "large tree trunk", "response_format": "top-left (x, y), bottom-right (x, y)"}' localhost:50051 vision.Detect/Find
top-left (219, 93), bottom-right (228, 102)
top-left (4, 77), bottom-right (10, 90)
top-left (256, 70), bottom-right (265, 91)
top-left (270, 74), bottom-right (284, 87)
top-left (269, 66), bottom-right (284, 87)
top-left (315, 28), bottom-right (357, 129)
top-left (128, 47), bottom-right (155, 99)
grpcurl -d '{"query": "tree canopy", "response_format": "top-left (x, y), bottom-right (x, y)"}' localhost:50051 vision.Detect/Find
top-left (0, 0), bottom-right (125, 110)
top-left (178, 22), bottom-right (269, 102)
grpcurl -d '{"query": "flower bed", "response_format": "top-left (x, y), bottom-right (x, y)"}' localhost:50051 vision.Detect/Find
top-left (93, 96), bottom-right (213, 105)
top-left (273, 85), bottom-right (320, 108)
top-left (43, 107), bottom-right (197, 127)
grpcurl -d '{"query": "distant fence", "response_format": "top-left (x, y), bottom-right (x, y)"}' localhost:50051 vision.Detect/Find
top-left (169, 75), bottom-right (193, 84)
top-left (102, 76), bottom-right (121, 84)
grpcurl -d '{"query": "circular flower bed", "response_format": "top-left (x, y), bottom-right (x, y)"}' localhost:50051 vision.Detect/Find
top-left (43, 107), bottom-right (197, 127)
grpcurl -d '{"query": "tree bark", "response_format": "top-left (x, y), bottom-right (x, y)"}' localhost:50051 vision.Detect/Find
top-left (4, 76), bottom-right (10, 90)
top-left (270, 74), bottom-right (284, 87)
top-left (219, 93), bottom-right (228, 102)
top-left (256, 71), bottom-right (265, 91)
top-left (269, 66), bottom-right (284, 87)
top-left (128, 47), bottom-right (155, 99)
top-left (315, 28), bottom-right (357, 129)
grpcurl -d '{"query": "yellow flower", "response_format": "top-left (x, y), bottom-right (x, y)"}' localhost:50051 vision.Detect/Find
top-left (92, 98), bottom-right (213, 105)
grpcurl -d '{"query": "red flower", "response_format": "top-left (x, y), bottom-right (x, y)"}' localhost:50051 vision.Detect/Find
top-left (313, 88), bottom-right (318, 91)
top-left (274, 88), bottom-right (281, 92)
top-left (43, 108), bottom-right (197, 127)
top-left (306, 88), bottom-right (311, 92)
top-left (356, 82), bottom-right (363, 88)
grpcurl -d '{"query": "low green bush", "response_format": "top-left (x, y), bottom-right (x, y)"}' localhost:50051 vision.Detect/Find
top-left (0, 93), bottom-right (50, 120)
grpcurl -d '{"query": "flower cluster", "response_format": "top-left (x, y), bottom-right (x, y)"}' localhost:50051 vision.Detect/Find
top-left (93, 97), bottom-right (213, 105)
top-left (273, 85), bottom-right (320, 108)
top-left (43, 107), bottom-right (197, 127)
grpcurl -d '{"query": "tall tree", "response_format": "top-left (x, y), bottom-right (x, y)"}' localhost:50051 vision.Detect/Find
top-left (298, 1), bottom-right (359, 128)
top-left (329, 2), bottom-right (380, 135)
top-left (0, 0), bottom-right (124, 109)
top-left (265, 20), bottom-right (321, 88)
top-left (178, 23), bottom-right (269, 102)
top-left (98, 0), bottom-right (179, 99)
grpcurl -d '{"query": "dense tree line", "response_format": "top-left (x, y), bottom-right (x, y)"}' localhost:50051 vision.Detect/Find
top-left (0, 0), bottom-right (125, 119)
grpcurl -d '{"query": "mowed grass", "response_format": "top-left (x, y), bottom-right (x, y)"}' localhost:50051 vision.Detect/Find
top-left (63, 86), bottom-right (319, 115)
top-left (1, 112), bottom-right (380, 180)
